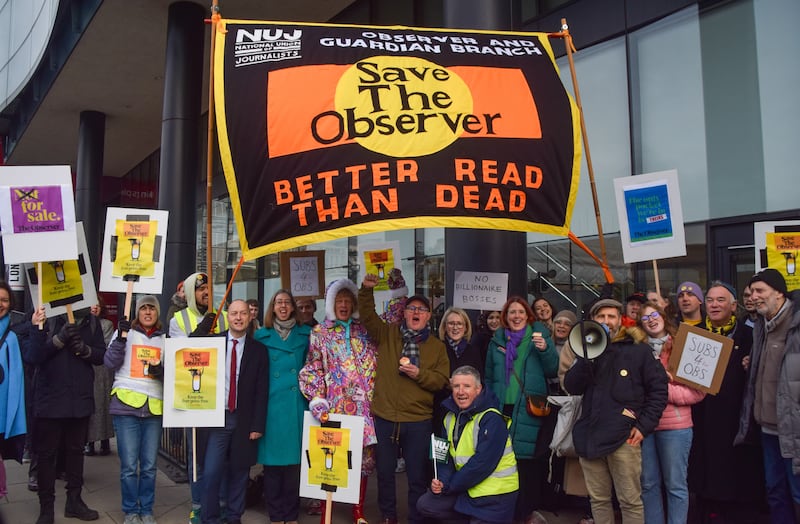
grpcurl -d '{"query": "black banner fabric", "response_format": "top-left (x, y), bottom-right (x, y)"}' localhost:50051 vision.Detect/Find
top-left (214, 21), bottom-right (582, 260)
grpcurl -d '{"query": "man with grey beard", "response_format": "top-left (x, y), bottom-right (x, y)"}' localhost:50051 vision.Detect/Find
top-left (736, 269), bottom-right (800, 523)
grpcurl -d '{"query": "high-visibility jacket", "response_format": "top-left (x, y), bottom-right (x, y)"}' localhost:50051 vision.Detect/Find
top-left (444, 407), bottom-right (518, 498)
top-left (173, 307), bottom-right (227, 336)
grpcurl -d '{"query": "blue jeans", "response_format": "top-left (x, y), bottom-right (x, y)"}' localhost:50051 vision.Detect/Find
top-left (113, 415), bottom-right (162, 515)
top-left (375, 416), bottom-right (432, 524)
top-left (641, 428), bottom-right (692, 524)
top-left (761, 432), bottom-right (800, 523)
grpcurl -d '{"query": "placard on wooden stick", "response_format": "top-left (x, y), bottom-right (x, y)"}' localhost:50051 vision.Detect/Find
top-left (280, 251), bottom-right (325, 299)
top-left (667, 323), bottom-right (734, 395)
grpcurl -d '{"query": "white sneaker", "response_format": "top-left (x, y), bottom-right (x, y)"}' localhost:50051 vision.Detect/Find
top-left (123, 514), bottom-right (143, 524)
top-left (141, 515), bottom-right (157, 524)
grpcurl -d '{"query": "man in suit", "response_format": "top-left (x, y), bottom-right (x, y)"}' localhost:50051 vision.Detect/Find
top-left (194, 299), bottom-right (270, 524)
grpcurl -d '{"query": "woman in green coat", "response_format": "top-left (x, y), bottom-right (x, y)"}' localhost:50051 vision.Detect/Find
top-left (484, 296), bottom-right (559, 521)
top-left (254, 290), bottom-right (311, 524)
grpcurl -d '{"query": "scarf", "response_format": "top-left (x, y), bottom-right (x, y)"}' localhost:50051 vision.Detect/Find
top-left (334, 317), bottom-right (353, 353)
top-left (648, 335), bottom-right (669, 357)
top-left (273, 317), bottom-right (296, 341)
top-left (504, 327), bottom-right (526, 385)
top-left (400, 323), bottom-right (429, 363)
top-left (705, 314), bottom-right (737, 336)
top-left (447, 337), bottom-right (467, 359)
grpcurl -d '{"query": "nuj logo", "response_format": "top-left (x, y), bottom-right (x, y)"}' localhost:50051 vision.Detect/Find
top-left (311, 56), bottom-right (499, 158)
top-left (236, 28), bottom-right (302, 43)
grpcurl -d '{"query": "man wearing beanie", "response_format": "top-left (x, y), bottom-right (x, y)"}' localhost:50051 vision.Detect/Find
top-left (676, 281), bottom-right (705, 326)
top-left (736, 268), bottom-right (800, 522)
top-left (168, 272), bottom-right (228, 337)
top-left (563, 298), bottom-right (668, 524)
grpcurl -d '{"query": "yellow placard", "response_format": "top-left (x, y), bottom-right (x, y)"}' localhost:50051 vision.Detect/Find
top-left (112, 219), bottom-right (158, 277)
top-left (41, 260), bottom-right (84, 303)
top-left (363, 249), bottom-right (395, 291)
top-left (173, 348), bottom-right (217, 410)
top-left (766, 232), bottom-right (800, 292)
top-left (129, 344), bottom-right (162, 379)
top-left (307, 426), bottom-right (351, 489)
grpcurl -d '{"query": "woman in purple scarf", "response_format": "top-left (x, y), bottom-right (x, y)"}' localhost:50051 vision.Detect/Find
top-left (484, 296), bottom-right (559, 522)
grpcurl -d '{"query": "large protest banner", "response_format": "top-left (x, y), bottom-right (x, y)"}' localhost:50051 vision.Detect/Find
top-left (214, 21), bottom-right (581, 260)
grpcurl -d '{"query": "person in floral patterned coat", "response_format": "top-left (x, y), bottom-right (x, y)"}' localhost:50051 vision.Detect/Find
top-left (299, 278), bottom-right (378, 524)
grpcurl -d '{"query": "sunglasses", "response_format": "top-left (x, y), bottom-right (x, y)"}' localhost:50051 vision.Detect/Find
top-left (640, 311), bottom-right (661, 323)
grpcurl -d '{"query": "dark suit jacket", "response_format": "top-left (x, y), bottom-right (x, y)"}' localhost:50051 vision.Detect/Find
top-left (198, 332), bottom-right (270, 469)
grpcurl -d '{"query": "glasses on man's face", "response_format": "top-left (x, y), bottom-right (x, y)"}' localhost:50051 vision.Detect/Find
top-left (640, 311), bottom-right (661, 323)
top-left (446, 321), bottom-right (464, 328)
top-left (406, 305), bottom-right (430, 313)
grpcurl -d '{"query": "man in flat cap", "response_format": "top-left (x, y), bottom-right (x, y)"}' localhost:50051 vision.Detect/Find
top-left (563, 298), bottom-right (668, 524)
top-left (736, 268), bottom-right (800, 522)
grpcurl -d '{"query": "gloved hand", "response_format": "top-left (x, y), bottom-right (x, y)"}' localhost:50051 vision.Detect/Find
top-left (191, 313), bottom-right (216, 336)
top-left (64, 324), bottom-right (88, 357)
top-left (309, 397), bottom-right (330, 422)
top-left (54, 322), bottom-right (73, 348)
top-left (117, 318), bottom-right (132, 341)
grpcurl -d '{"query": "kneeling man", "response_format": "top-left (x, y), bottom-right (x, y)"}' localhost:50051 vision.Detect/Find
top-left (417, 365), bottom-right (518, 524)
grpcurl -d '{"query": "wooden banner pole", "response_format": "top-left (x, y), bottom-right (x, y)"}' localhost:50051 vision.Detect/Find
top-left (553, 19), bottom-right (611, 282)
top-left (205, 1), bottom-right (221, 302)
top-left (652, 259), bottom-right (662, 298)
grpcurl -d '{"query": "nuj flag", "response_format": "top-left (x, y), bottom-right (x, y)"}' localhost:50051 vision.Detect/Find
top-left (214, 21), bottom-right (582, 260)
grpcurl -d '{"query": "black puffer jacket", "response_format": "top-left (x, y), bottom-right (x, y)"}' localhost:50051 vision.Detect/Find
top-left (564, 328), bottom-right (668, 459)
top-left (21, 313), bottom-right (106, 418)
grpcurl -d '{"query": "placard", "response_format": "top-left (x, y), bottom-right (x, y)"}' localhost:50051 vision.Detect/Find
top-left (300, 412), bottom-right (364, 504)
top-left (0, 165), bottom-right (78, 263)
top-left (162, 337), bottom-right (226, 428)
top-left (765, 232), bottom-right (800, 291)
top-left (452, 271), bottom-right (508, 310)
top-left (613, 169), bottom-right (686, 264)
top-left (99, 207), bottom-right (169, 294)
top-left (754, 220), bottom-right (800, 272)
top-left (667, 323), bottom-right (734, 395)
top-left (24, 222), bottom-right (98, 316)
top-left (279, 250), bottom-right (325, 299)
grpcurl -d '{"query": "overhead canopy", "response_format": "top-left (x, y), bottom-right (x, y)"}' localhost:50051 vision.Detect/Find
top-left (214, 20), bottom-right (581, 260)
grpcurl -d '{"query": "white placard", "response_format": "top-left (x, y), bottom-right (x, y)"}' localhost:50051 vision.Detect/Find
top-left (24, 222), bottom-right (98, 316)
top-left (452, 270), bottom-right (508, 310)
top-left (613, 169), bottom-right (686, 264)
top-left (162, 337), bottom-right (226, 428)
top-left (289, 256), bottom-right (321, 297)
top-left (98, 207), bottom-right (169, 294)
top-left (300, 412), bottom-right (365, 504)
top-left (0, 165), bottom-right (78, 263)
top-left (754, 220), bottom-right (800, 272)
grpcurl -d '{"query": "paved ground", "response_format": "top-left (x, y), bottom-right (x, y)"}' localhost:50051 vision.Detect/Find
top-left (0, 441), bottom-right (588, 524)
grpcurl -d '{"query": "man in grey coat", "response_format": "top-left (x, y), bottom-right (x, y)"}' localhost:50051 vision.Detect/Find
top-left (736, 268), bottom-right (800, 523)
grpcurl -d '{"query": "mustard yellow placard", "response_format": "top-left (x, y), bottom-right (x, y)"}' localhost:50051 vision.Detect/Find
top-left (766, 232), bottom-right (800, 291)
top-left (112, 219), bottom-right (158, 277)
top-left (363, 249), bottom-right (396, 291)
top-left (41, 260), bottom-right (84, 303)
top-left (174, 347), bottom-right (218, 410)
top-left (129, 344), bottom-right (162, 379)
top-left (307, 426), bottom-right (351, 489)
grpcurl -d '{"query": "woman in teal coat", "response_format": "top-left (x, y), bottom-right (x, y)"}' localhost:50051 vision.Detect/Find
top-left (485, 296), bottom-right (558, 521)
top-left (254, 290), bottom-right (311, 524)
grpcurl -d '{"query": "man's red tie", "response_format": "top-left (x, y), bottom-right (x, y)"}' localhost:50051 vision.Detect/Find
top-left (228, 339), bottom-right (238, 412)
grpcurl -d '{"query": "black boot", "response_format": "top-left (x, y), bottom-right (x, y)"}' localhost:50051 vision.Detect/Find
top-left (64, 491), bottom-right (99, 521)
top-left (36, 498), bottom-right (54, 524)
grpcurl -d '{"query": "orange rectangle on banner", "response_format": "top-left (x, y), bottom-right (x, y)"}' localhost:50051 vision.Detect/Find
top-left (182, 350), bottom-right (211, 368)
top-left (267, 65), bottom-right (542, 158)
